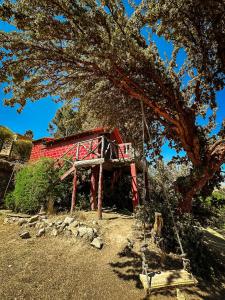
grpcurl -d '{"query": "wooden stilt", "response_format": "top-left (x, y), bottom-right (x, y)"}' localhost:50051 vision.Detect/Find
top-left (70, 167), bottom-right (77, 214)
top-left (97, 163), bottom-right (103, 220)
top-left (90, 166), bottom-right (98, 210)
top-left (130, 163), bottom-right (139, 209)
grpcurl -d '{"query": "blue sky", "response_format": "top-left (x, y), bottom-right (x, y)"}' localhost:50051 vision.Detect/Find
top-left (0, 7), bottom-right (224, 161)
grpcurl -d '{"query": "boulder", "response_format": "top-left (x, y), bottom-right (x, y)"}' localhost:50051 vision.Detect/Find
top-left (77, 227), bottom-right (96, 241)
top-left (17, 218), bottom-right (27, 226)
top-left (91, 237), bottom-right (103, 249)
top-left (64, 217), bottom-right (75, 225)
top-left (28, 215), bottom-right (39, 223)
top-left (67, 223), bottom-right (79, 236)
top-left (3, 218), bottom-right (9, 224)
top-left (35, 222), bottom-right (45, 229)
top-left (19, 231), bottom-right (31, 239)
top-left (55, 220), bottom-right (63, 226)
top-left (28, 222), bottom-right (37, 227)
top-left (36, 228), bottom-right (45, 237)
top-left (43, 219), bottom-right (54, 227)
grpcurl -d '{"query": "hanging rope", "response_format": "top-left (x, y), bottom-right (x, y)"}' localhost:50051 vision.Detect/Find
top-left (159, 176), bottom-right (190, 271)
top-left (2, 164), bottom-right (16, 200)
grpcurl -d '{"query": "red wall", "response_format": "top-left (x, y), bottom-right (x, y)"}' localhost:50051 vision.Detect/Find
top-left (30, 133), bottom-right (101, 161)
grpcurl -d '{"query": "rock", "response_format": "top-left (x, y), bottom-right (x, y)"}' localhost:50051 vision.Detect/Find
top-left (64, 217), bottom-right (75, 225)
top-left (17, 218), bottom-right (27, 226)
top-left (28, 215), bottom-right (39, 223)
top-left (38, 205), bottom-right (46, 215)
top-left (51, 228), bottom-right (58, 237)
top-left (28, 221), bottom-right (37, 227)
top-left (77, 227), bottom-right (96, 241)
top-left (36, 228), bottom-right (45, 237)
top-left (91, 237), bottom-right (103, 249)
top-left (39, 215), bottom-right (47, 220)
top-left (43, 219), bottom-right (53, 227)
top-left (67, 223), bottom-right (79, 236)
top-left (19, 231), bottom-right (31, 239)
top-left (3, 218), bottom-right (9, 224)
top-left (35, 222), bottom-right (45, 229)
top-left (55, 220), bottom-right (63, 226)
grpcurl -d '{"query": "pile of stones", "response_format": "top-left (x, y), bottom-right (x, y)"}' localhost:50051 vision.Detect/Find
top-left (4, 214), bottom-right (104, 249)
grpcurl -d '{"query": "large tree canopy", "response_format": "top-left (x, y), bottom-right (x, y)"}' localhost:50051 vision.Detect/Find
top-left (0, 0), bottom-right (224, 212)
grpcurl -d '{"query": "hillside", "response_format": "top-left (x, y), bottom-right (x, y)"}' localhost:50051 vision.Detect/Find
top-left (0, 210), bottom-right (225, 300)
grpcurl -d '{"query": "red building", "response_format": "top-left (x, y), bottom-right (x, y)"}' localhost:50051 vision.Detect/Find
top-left (30, 127), bottom-right (139, 219)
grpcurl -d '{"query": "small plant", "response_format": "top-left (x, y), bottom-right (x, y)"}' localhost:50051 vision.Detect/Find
top-left (4, 191), bottom-right (15, 210)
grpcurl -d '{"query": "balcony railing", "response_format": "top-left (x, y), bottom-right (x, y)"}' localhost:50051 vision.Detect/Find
top-left (57, 136), bottom-right (134, 165)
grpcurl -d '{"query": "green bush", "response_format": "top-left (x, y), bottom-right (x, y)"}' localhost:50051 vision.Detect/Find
top-left (11, 139), bottom-right (32, 161)
top-left (10, 158), bottom-right (59, 213)
top-left (5, 157), bottom-right (83, 214)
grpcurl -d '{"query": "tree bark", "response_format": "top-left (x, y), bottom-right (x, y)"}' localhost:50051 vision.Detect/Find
top-left (177, 143), bottom-right (225, 212)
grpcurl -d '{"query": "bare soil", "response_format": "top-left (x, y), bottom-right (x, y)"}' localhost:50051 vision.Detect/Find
top-left (0, 210), bottom-right (224, 300)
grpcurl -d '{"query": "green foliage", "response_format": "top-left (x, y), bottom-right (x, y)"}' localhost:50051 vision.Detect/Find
top-left (11, 139), bottom-right (32, 161)
top-left (48, 101), bottom-right (82, 138)
top-left (4, 191), bottom-right (15, 210)
top-left (9, 158), bottom-right (59, 213)
top-left (0, 125), bottom-right (13, 140)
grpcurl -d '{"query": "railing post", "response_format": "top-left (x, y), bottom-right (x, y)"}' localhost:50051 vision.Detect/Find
top-left (101, 136), bottom-right (105, 158)
top-left (97, 163), bottom-right (103, 219)
top-left (76, 142), bottom-right (80, 160)
top-left (71, 167), bottom-right (77, 213)
top-left (130, 163), bottom-right (139, 209)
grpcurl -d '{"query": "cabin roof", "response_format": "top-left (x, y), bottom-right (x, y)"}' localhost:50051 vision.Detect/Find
top-left (33, 127), bottom-right (123, 145)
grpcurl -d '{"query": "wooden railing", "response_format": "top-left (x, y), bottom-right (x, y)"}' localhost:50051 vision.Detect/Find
top-left (57, 136), bottom-right (134, 166)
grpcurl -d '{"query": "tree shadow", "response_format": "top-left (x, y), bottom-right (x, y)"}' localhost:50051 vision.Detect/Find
top-left (109, 246), bottom-right (183, 291)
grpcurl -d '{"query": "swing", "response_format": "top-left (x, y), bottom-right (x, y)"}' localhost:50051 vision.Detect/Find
top-left (138, 101), bottom-right (198, 294)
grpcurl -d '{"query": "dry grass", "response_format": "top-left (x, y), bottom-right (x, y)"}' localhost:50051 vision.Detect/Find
top-left (0, 210), bottom-right (224, 300)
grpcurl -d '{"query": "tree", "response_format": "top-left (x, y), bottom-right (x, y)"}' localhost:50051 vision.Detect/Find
top-left (0, 0), bottom-right (224, 212)
top-left (48, 101), bottom-right (82, 138)
top-left (24, 130), bottom-right (33, 139)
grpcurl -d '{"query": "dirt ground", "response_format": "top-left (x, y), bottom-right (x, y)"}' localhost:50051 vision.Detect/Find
top-left (0, 210), bottom-right (225, 300)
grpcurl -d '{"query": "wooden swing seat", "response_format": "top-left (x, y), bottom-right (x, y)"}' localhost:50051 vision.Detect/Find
top-left (139, 269), bottom-right (198, 291)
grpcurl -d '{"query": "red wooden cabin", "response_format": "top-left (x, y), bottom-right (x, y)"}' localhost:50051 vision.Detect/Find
top-left (30, 127), bottom-right (139, 219)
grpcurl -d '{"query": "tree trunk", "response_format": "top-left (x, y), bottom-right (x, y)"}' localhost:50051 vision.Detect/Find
top-left (177, 150), bottom-right (225, 213)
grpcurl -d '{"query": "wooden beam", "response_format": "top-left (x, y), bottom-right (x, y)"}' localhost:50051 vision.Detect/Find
top-left (130, 163), bottom-right (139, 209)
top-left (97, 163), bottom-right (103, 220)
top-left (60, 165), bottom-right (75, 181)
top-left (90, 166), bottom-right (98, 210)
top-left (70, 168), bottom-right (77, 213)
top-left (74, 158), bottom-right (104, 167)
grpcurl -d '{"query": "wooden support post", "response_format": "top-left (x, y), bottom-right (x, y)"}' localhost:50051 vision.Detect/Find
top-left (70, 167), bottom-right (77, 214)
top-left (97, 163), bottom-right (103, 220)
top-left (90, 166), bottom-right (98, 210)
top-left (130, 163), bottom-right (139, 209)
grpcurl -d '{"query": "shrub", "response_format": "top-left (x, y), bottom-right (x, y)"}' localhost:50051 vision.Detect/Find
top-left (11, 140), bottom-right (32, 161)
top-left (11, 158), bottom-right (59, 213)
